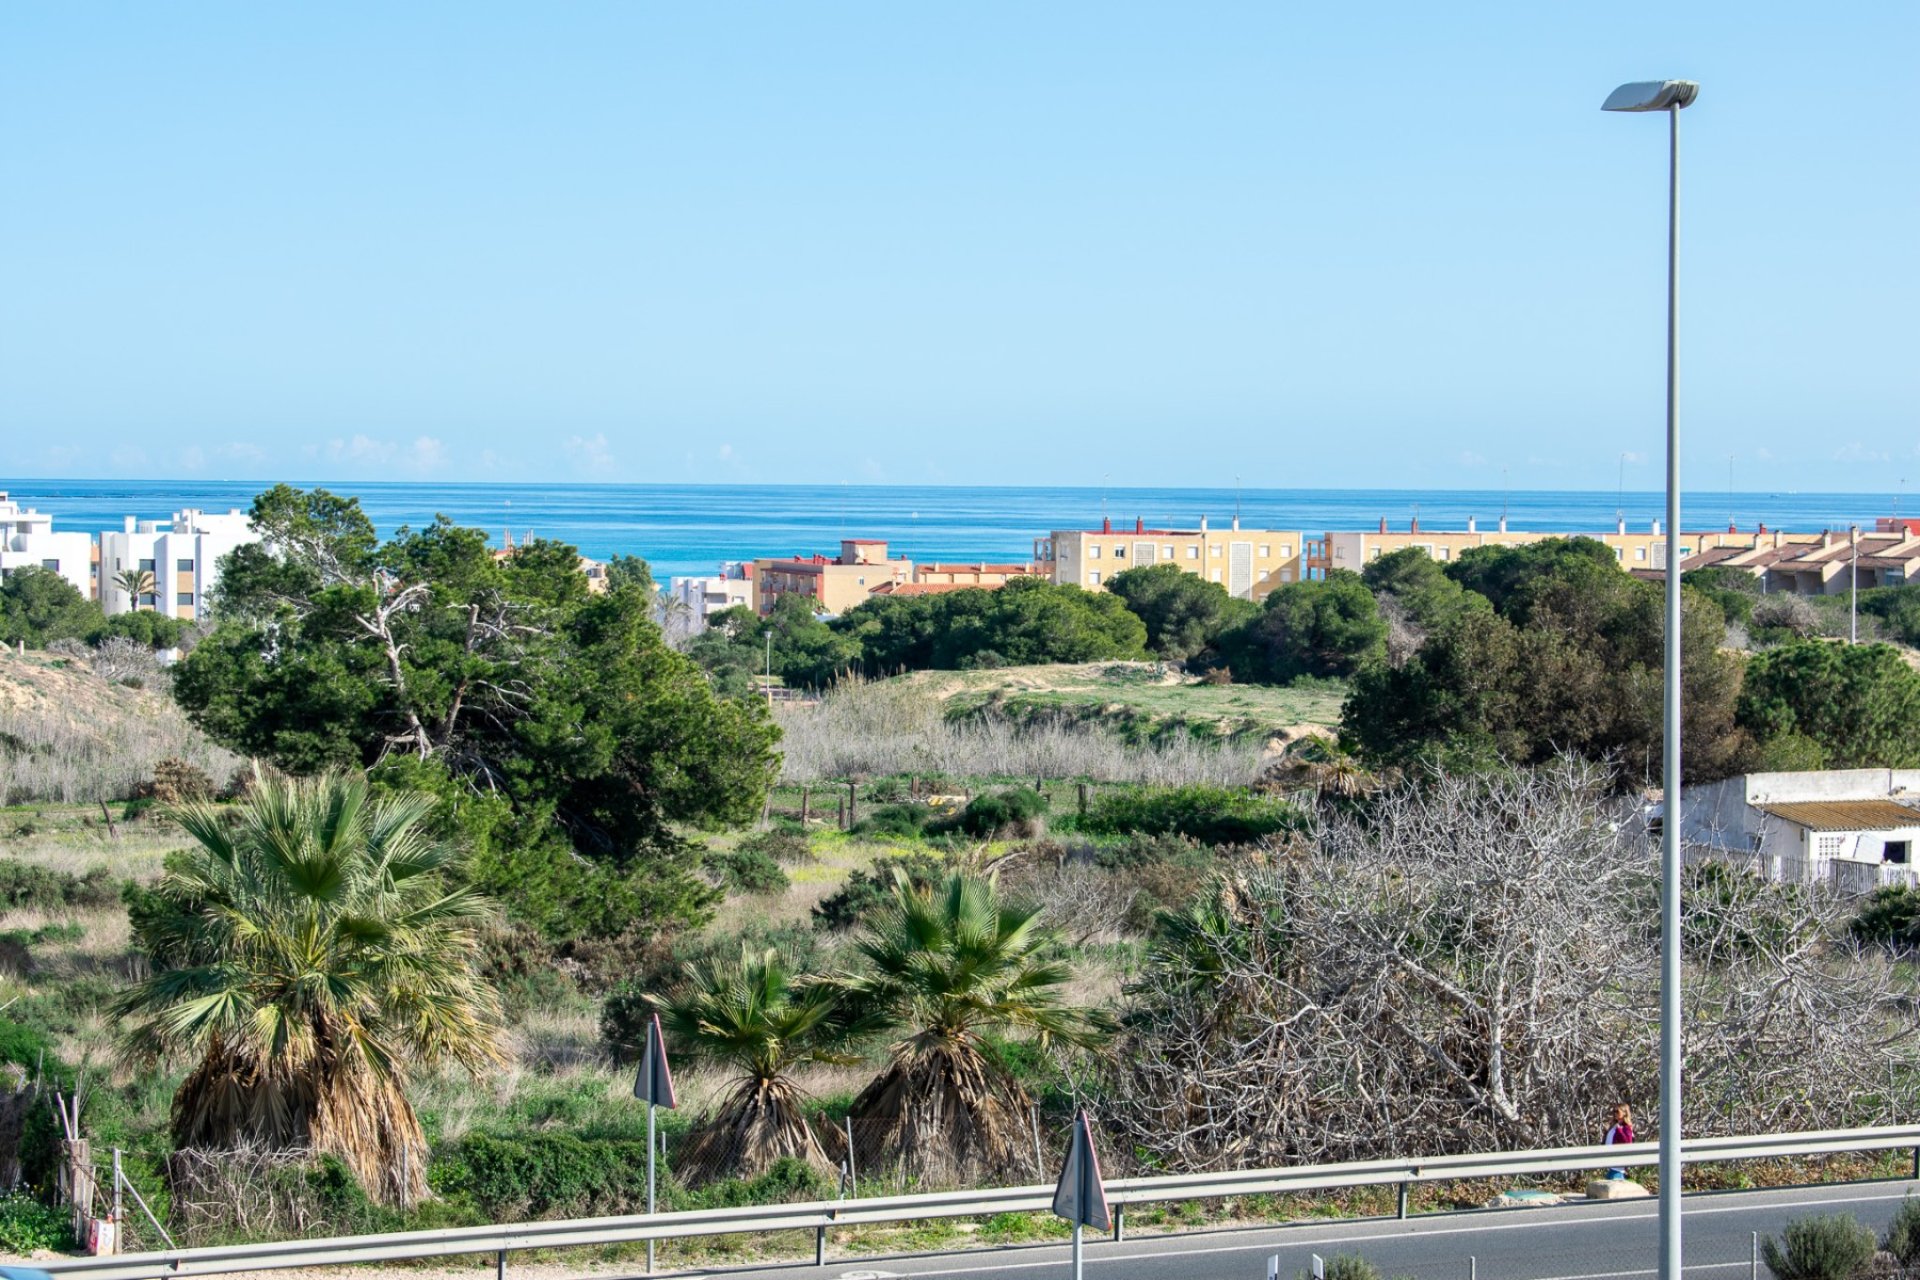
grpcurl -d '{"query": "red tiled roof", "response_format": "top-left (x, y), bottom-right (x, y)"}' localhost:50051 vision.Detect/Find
top-left (870, 582), bottom-right (1000, 597)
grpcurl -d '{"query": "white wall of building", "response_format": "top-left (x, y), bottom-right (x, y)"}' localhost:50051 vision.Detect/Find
top-left (99, 508), bottom-right (256, 621)
top-left (669, 572), bottom-right (754, 630)
top-left (0, 493), bottom-right (94, 599)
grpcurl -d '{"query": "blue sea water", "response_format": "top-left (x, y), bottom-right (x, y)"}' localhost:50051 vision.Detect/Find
top-left (3, 478), bottom-right (1906, 582)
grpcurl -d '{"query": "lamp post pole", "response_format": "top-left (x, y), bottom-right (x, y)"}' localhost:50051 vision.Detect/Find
top-left (1604, 78), bottom-right (1699, 1280)
top-left (1851, 525), bottom-right (1860, 643)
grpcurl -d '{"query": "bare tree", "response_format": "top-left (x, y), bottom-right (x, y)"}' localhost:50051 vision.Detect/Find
top-left (1109, 759), bottom-right (1920, 1171)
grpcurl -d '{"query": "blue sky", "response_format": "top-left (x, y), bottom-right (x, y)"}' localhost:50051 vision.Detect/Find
top-left (2, 3), bottom-right (1914, 491)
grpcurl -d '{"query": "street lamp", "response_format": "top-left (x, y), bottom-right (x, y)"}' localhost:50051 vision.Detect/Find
top-left (1603, 76), bottom-right (1699, 1280)
top-left (1851, 525), bottom-right (1860, 643)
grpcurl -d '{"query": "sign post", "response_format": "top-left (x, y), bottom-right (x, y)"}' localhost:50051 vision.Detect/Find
top-left (633, 1012), bottom-right (678, 1273)
top-left (1050, 1109), bottom-right (1110, 1280)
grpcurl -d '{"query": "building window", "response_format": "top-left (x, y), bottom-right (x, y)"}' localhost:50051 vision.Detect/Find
top-left (1089, 545), bottom-right (1101, 559)
top-left (1209, 546), bottom-right (1221, 558)
top-left (177, 558), bottom-right (194, 572)
top-left (139, 558), bottom-right (155, 572)
top-left (1089, 571), bottom-right (1101, 585)
top-left (1635, 548), bottom-right (1647, 561)
top-left (176, 592), bottom-right (195, 607)
top-left (1335, 546), bottom-right (1346, 559)
top-left (1210, 570), bottom-right (1222, 583)
top-left (1816, 835), bottom-right (1846, 861)
top-left (1615, 548), bottom-right (1624, 560)
top-left (1258, 545), bottom-right (1271, 557)
top-left (1278, 544), bottom-right (1292, 558)
top-left (1438, 547), bottom-right (1451, 560)
top-left (1114, 546), bottom-right (1126, 558)
top-left (1185, 547), bottom-right (1199, 560)
top-left (1163, 545), bottom-right (1174, 558)
top-left (41, 558), bottom-right (59, 571)
top-left (1887, 841), bottom-right (1910, 865)
top-left (1371, 547), bottom-right (1383, 558)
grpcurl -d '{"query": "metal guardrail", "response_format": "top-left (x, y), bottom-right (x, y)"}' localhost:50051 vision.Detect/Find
top-left (39, 1124), bottom-right (1920, 1280)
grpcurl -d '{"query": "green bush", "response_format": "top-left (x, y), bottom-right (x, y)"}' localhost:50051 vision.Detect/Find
top-left (1079, 785), bottom-right (1300, 846)
top-left (1760, 1212), bottom-right (1876, 1280)
top-left (853, 803), bottom-right (933, 839)
top-left (706, 847), bottom-right (790, 895)
top-left (0, 861), bottom-right (120, 911)
top-left (0, 1191), bottom-right (74, 1252)
top-left (809, 853), bottom-right (948, 931)
top-left (739, 828), bottom-right (813, 864)
top-left (935, 788), bottom-right (1049, 838)
top-left (600, 922), bottom-right (825, 1059)
top-left (436, 1132), bottom-right (652, 1219)
top-left (1887, 1194), bottom-right (1920, 1265)
top-left (1301, 1256), bottom-right (1383, 1280)
top-left (1853, 884), bottom-right (1920, 948)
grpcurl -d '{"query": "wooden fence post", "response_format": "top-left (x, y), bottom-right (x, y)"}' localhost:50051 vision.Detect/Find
top-left (800, 787), bottom-right (811, 825)
top-left (1077, 782), bottom-right (1089, 817)
top-left (847, 781), bottom-right (857, 830)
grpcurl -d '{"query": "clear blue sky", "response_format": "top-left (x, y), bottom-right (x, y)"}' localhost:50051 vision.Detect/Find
top-left (2, 3), bottom-right (1913, 491)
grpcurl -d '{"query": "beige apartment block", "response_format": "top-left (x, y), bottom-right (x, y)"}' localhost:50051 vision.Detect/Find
top-left (754, 539), bottom-right (912, 615)
top-left (1035, 517), bottom-right (1304, 601)
top-left (1316, 516), bottom-right (1767, 577)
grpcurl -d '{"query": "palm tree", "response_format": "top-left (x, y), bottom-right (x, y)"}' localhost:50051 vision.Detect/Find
top-left (648, 946), bottom-right (854, 1183)
top-left (115, 567), bottom-right (155, 610)
top-left (835, 871), bottom-right (1106, 1181)
top-left (115, 772), bottom-right (502, 1204)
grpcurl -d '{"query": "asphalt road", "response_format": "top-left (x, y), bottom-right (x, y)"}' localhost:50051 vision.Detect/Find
top-left (680, 1180), bottom-right (1920, 1280)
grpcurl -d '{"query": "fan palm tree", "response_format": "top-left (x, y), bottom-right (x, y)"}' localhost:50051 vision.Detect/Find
top-left (115, 567), bottom-right (155, 610)
top-left (115, 772), bottom-right (502, 1204)
top-left (648, 946), bottom-right (855, 1183)
top-left (834, 871), bottom-right (1107, 1181)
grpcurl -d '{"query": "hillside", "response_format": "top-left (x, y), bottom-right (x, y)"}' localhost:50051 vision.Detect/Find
top-left (0, 651), bottom-right (239, 805)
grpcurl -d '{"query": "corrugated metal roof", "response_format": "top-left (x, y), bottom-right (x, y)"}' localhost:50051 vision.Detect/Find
top-left (1758, 800), bottom-right (1920, 832)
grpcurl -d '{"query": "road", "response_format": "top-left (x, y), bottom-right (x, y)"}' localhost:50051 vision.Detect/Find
top-left (682, 1180), bottom-right (1920, 1280)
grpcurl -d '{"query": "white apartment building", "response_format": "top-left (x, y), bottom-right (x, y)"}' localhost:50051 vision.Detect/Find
top-left (99, 508), bottom-right (256, 621)
top-left (669, 567), bottom-right (756, 630)
top-left (1037, 516), bottom-right (1305, 601)
top-left (0, 493), bottom-right (95, 599)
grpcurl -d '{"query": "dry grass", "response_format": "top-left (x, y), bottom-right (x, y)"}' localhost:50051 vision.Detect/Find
top-left (776, 676), bottom-right (1267, 786)
top-left (0, 652), bottom-right (241, 804)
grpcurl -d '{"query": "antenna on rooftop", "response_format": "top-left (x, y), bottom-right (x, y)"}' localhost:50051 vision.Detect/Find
top-left (1617, 453), bottom-right (1627, 523)
top-left (1728, 454), bottom-right (1736, 530)
top-left (1102, 473), bottom-right (1110, 525)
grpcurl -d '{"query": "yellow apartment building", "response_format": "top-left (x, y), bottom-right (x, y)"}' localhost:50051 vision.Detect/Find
top-left (1036, 517), bottom-right (1305, 601)
top-left (753, 539), bottom-right (912, 615)
top-left (1315, 517), bottom-right (1769, 577)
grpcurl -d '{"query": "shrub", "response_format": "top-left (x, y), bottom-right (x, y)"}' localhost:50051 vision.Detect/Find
top-left (936, 788), bottom-right (1049, 839)
top-left (1760, 1212), bottom-right (1876, 1280)
top-left (810, 853), bottom-right (948, 931)
top-left (0, 1191), bottom-right (74, 1253)
top-left (0, 862), bottom-right (120, 911)
top-left (1080, 784), bottom-right (1300, 846)
top-left (148, 756), bottom-right (214, 804)
top-left (1303, 1257), bottom-right (1383, 1280)
top-left (435, 1132), bottom-right (652, 1219)
top-left (739, 828), bottom-right (813, 864)
top-left (1852, 884), bottom-right (1920, 948)
top-left (599, 921), bottom-right (826, 1059)
top-left (1886, 1194), bottom-right (1920, 1264)
top-left (706, 847), bottom-right (790, 896)
top-left (853, 803), bottom-right (933, 839)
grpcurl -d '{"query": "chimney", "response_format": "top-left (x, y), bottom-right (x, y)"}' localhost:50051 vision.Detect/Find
top-left (1498, 516), bottom-right (1508, 533)
top-left (1379, 517), bottom-right (1388, 535)
top-left (1822, 529), bottom-right (1833, 547)
top-left (1411, 515), bottom-right (1421, 534)
top-left (123, 516), bottom-right (135, 533)
top-left (1232, 515), bottom-right (1241, 532)
top-left (1759, 522), bottom-right (1768, 535)
top-left (1135, 516), bottom-right (1145, 534)
top-left (1200, 514), bottom-right (1208, 532)
top-left (1467, 516), bottom-right (1477, 533)
top-left (1102, 516), bottom-right (1112, 534)
top-left (1652, 519), bottom-right (1662, 536)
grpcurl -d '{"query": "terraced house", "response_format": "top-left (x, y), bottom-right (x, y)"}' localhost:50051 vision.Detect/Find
top-left (1036, 516), bottom-right (1305, 600)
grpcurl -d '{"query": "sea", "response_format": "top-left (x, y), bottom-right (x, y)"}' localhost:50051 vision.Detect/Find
top-left (5, 479), bottom-right (1908, 583)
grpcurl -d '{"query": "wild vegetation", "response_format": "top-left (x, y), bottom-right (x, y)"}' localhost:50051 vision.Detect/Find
top-left (4, 491), bottom-right (1920, 1268)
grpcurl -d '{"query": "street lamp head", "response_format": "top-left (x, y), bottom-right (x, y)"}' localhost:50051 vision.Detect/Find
top-left (1602, 80), bottom-right (1700, 112)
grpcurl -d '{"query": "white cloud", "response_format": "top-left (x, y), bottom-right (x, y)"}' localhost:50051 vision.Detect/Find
top-left (409, 436), bottom-right (447, 472)
top-left (718, 443), bottom-right (735, 462)
top-left (1835, 442), bottom-right (1891, 464)
top-left (1458, 450), bottom-right (1486, 467)
top-left (110, 445), bottom-right (149, 469)
top-left (327, 434), bottom-right (397, 465)
top-left (565, 433), bottom-right (614, 474)
top-left (219, 442), bottom-right (268, 465)
top-left (1755, 446), bottom-right (1774, 462)
top-left (179, 446), bottom-right (207, 472)
top-left (1620, 451), bottom-right (1646, 465)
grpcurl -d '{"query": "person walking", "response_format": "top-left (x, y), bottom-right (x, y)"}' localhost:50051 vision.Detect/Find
top-left (1603, 1103), bottom-right (1635, 1180)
